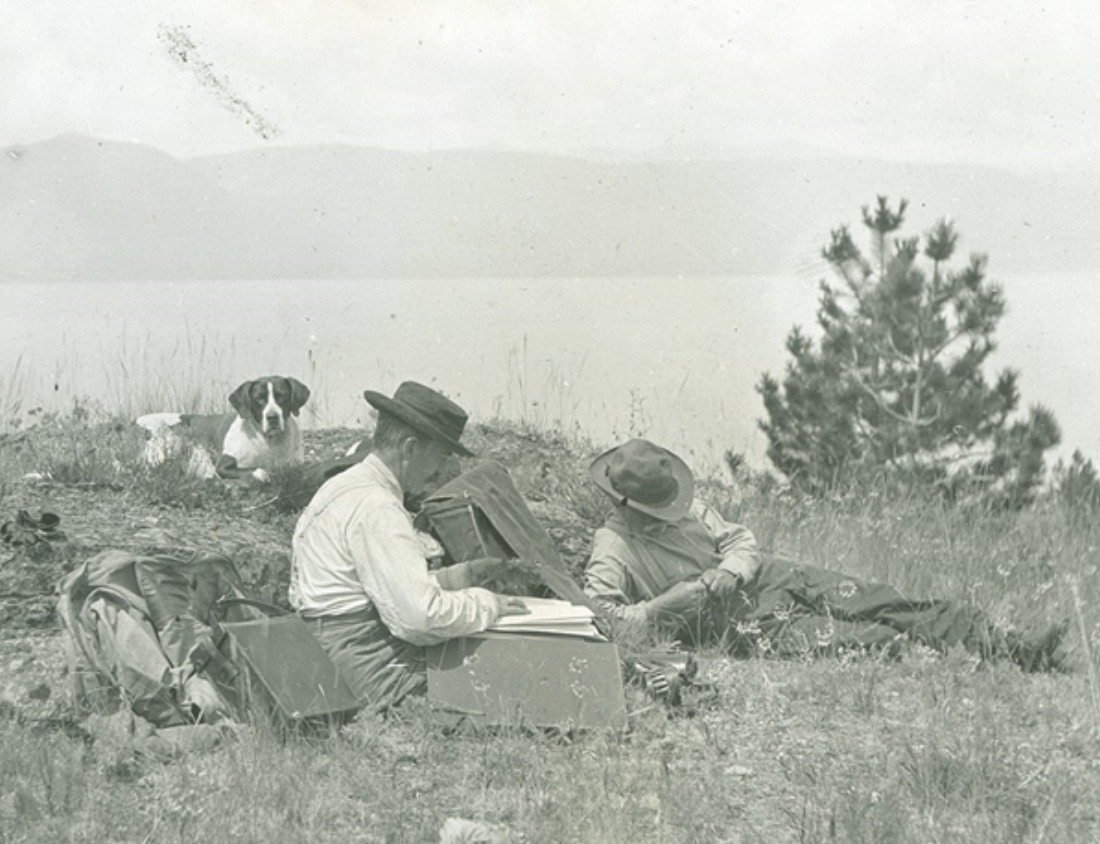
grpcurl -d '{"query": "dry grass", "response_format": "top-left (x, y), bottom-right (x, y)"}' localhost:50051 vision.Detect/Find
top-left (2, 400), bottom-right (1100, 843)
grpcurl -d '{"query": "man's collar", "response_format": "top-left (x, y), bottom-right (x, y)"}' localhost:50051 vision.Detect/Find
top-left (607, 508), bottom-right (675, 538)
top-left (364, 452), bottom-right (403, 498)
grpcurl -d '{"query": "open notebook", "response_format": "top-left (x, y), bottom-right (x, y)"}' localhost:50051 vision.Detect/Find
top-left (487, 596), bottom-right (606, 640)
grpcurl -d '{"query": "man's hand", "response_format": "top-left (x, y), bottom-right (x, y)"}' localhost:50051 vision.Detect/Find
top-left (646, 579), bottom-right (707, 623)
top-left (700, 568), bottom-right (742, 603)
top-left (493, 594), bottom-right (530, 617)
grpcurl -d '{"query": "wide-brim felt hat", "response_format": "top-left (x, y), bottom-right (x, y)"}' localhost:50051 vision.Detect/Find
top-left (364, 381), bottom-right (474, 457)
top-left (588, 438), bottom-right (694, 521)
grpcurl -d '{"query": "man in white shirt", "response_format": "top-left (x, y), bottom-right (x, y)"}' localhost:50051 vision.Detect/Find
top-left (290, 381), bottom-right (529, 710)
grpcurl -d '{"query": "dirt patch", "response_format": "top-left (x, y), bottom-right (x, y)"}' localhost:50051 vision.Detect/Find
top-left (0, 634), bottom-right (70, 725)
top-left (0, 484), bottom-right (295, 629)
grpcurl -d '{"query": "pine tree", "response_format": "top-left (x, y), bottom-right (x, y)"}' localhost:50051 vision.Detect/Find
top-left (1054, 450), bottom-right (1100, 513)
top-left (758, 197), bottom-right (1059, 504)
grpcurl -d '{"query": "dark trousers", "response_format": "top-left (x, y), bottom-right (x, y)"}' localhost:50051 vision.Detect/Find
top-left (302, 609), bottom-right (427, 711)
top-left (694, 558), bottom-right (992, 657)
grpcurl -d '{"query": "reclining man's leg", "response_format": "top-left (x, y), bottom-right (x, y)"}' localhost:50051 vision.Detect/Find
top-left (756, 615), bottom-right (905, 658)
top-left (744, 558), bottom-right (989, 655)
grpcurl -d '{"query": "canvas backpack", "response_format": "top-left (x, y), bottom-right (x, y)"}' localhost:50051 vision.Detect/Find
top-left (56, 550), bottom-right (257, 728)
top-left (415, 460), bottom-right (598, 611)
top-left (57, 549), bottom-right (359, 732)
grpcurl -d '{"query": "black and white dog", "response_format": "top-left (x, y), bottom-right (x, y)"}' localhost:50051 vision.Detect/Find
top-left (137, 376), bottom-right (310, 481)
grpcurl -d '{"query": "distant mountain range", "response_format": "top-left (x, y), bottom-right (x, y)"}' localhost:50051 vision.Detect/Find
top-left (2, 134), bottom-right (1098, 280)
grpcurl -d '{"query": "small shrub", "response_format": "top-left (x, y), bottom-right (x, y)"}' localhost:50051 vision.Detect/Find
top-left (1054, 450), bottom-right (1100, 514)
top-left (15, 401), bottom-right (142, 488)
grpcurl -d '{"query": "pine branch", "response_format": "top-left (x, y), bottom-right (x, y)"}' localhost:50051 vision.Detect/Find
top-left (847, 366), bottom-right (941, 428)
top-left (927, 324), bottom-right (983, 364)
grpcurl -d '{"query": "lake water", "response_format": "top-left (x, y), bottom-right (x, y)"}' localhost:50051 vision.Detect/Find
top-left (1, 275), bottom-right (1096, 476)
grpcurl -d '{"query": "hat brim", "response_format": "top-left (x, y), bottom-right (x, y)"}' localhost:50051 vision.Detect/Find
top-left (364, 391), bottom-right (474, 457)
top-left (587, 444), bottom-right (694, 521)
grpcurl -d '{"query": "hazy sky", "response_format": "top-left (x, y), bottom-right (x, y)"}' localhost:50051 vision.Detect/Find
top-left (5, 0), bottom-right (1100, 167)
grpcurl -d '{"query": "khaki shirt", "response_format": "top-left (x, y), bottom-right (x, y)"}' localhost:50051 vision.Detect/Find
top-left (583, 500), bottom-right (760, 625)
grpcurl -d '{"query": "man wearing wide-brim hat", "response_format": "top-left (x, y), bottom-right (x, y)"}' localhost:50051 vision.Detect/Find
top-left (583, 439), bottom-right (1066, 671)
top-left (290, 381), bottom-right (529, 710)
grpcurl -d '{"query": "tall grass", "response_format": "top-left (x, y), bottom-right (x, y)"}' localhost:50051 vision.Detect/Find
top-left (3, 350), bottom-right (1100, 843)
top-left (0, 353), bottom-right (28, 435)
top-left (497, 334), bottom-right (591, 441)
top-left (103, 328), bottom-right (243, 419)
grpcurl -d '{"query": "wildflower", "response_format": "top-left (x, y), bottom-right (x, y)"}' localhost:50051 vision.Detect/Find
top-left (814, 620), bottom-right (836, 648)
top-left (835, 580), bottom-right (859, 599)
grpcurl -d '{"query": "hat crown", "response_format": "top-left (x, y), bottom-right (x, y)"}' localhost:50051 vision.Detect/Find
top-left (363, 381), bottom-right (473, 456)
top-left (392, 381), bottom-right (467, 441)
top-left (606, 439), bottom-right (681, 508)
top-left (588, 438), bottom-right (694, 520)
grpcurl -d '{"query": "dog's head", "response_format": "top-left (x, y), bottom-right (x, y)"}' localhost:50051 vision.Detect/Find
top-left (228, 377), bottom-right (311, 438)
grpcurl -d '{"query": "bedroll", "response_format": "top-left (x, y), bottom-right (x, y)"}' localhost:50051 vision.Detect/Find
top-left (56, 550), bottom-right (358, 733)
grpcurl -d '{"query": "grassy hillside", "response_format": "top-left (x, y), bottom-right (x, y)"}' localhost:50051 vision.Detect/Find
top-left (2, 404), bottom-right (1100, 842)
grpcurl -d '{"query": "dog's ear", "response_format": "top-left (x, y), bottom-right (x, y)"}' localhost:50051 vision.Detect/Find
top-left (285, 377), bottom-right (311, 416)
top-left (228, 381), bottom-right (254, 416)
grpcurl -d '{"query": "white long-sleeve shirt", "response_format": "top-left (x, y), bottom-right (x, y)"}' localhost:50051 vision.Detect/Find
top-left (289, 453), bottom-right (500, 646)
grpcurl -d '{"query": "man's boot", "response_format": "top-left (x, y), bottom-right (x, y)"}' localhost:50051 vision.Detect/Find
top-left (994, 620), bottom-right (1070, 672)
